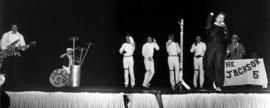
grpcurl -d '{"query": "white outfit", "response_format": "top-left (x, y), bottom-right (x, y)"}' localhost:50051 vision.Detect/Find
top-left (119, 37), bottom-right (135, 86)
top-left (142, 42), bottom-right (159, 86)
top-left (190, 42), bottom-right (206, 87)
top-left (62, 54), bottom-right (73, 74)
top-left (1, 31), bottom-right (26, 50)
top-left (166, 41), bottom-right (181, 87)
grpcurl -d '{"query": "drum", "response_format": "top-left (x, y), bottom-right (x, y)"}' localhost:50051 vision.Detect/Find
top-left (49, 69), bottom-right (70, 87)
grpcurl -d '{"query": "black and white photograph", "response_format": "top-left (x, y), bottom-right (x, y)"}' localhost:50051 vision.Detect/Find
top-left (1, 0), bottom-right (270, 108)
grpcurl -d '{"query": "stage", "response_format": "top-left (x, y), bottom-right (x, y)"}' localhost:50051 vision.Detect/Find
top-left (2, 85), bottom-right (270, 108)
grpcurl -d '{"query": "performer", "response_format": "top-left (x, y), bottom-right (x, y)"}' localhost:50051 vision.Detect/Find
top-left (119, 34), bottom-right (135, 88)
top-left (0, 24), bottom-right (28, 86)
top-left (60, 48), bottom-right (74, 74)
top-left (225, 34), bottom-right (245, 59)
top-left (205, 12), bottom-right (229, 91)
top-left (190, 36), bottom-right (206, 89)
top-left (1, 24), bottom-right (26, 49)
top-left (166, 34), bottom-right (181, 90)
top-left (142, 37), bottom-right (160, 88)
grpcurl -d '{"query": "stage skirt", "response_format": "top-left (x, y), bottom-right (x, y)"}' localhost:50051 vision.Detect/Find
top-left (7, 91), bottom-right (125, 108)
top-left (162, 93), bottom-right (270, 108)
top-left (6, 91), bottom-right (270, 108)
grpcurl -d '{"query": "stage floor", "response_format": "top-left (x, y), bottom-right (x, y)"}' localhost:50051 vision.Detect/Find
top-left (3, 85), bottom-right (270, 94)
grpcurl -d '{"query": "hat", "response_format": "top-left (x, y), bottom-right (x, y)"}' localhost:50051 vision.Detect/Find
top-left (66, 48), bottom-right (74, 51)
top-left (232, 34), bottom-right (240, 40)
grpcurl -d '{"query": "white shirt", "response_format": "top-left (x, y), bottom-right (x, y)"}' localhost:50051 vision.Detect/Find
top-left (1, 31), bottom-right (26, 50)
top-left (142, 42), bottom-right (159, 58)
top-left (166, 41), bottom-right (181, 56)
top-left (119, 43), bottom-right (135, 56)
top-left (190, 42), bottom-right (206, 56)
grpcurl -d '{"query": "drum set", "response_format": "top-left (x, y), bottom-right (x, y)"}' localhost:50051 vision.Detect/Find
top-left (49, 36), bottom-right (92, 87)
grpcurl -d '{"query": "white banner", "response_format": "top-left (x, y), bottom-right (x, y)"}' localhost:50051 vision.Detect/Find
top-left (224, 58), bottom-right (268, 88)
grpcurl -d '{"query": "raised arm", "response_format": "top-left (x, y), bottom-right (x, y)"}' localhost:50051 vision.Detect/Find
top-left (205, 12), bottom-right (214, 30)
top-left (129, 36), bottom-right (135, 49)
top-left (153, 38), bottom-right (160, 51)
top-left (119, 44), bottom-right (124, 54)
top-left (190, 43), bottom-right (195, 53)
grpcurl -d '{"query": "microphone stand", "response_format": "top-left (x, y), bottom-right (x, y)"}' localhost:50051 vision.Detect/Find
top-left (80, 42), bottom-right (91, 66)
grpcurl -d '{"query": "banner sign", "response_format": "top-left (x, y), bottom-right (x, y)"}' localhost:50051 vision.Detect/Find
top-left (224, 58), bottom-right (268, 88)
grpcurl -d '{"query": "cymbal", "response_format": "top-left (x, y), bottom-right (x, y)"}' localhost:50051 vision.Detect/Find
top-left (80, 47), bottom-right (86, 51)
top-left (69, 36), bottom-right (79, 41)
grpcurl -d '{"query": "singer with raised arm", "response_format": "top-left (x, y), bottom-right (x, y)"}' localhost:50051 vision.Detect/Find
top-left (119, 33), bottom-right (136, 88)
top-left (142, 36), bottom-right (160, 88)
top-left (204, 12), bottom-right (229, 91)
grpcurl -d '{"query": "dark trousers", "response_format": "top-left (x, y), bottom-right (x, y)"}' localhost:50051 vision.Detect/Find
top-left (2, 56), bottom-right (23, 86)
top-left (204, 43), bottom-right (225, 87)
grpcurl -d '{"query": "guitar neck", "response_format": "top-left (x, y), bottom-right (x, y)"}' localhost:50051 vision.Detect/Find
top-left (16, 41), bottom-right (36, 50)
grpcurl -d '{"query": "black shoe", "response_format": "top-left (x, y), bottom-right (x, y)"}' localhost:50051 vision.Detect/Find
top-left (198, 87), bottom-right (206, 91)
top-left (171, 86), bottom-right (175, 90)
top-left (142, 85), bottom-right (149, 88)
top-left (193, 87), bottom-right (198, 90)
top-left (175, 81), bottom-right (182, 90)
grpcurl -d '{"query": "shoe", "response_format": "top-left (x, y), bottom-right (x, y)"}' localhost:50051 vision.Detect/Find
top-left (171, 86), bottom-right (175, 90)
top-left (215, 87), bottom-right (222, 91)
top-left (142, 84), bottom-right (149, 88)
top-left (124, 85), bottom-right (128, 88)
top-left (175, 81), bottom-right (182, 90)
top-left (199, 88), bottom-right (206, 91)
top-left (193, 87), bottom-right (198, 90)
top-left (131, 85), bottom-right (135, 88)
top-left (213, 82), bottom-right (217, 90)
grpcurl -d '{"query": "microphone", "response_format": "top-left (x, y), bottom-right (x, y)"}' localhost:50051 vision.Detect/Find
top-left (210, 12), bottom-right (214, 16)
top-left (69, 36), bottom-right (79, 41)
top-left (180, 19), bottom-right (184, 26)
top-left (178, 19), bottom-right (184, 26)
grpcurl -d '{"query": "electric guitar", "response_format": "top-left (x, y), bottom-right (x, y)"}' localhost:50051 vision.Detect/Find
top-left (0, 41), bottom-right (37, 58)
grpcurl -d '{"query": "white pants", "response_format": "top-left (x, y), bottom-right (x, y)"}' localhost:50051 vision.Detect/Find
top-left (142, 58), bottom-right (155, 86)
top-left (168, 56), bottom-right (180, 87)
top-left (193, 57), bottom-right (204, 87)
top-left (123, 56), bottom-right (135, 86)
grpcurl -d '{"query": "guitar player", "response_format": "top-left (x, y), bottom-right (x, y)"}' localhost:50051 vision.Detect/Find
top-left (0, 24), bottom-right (29, 86)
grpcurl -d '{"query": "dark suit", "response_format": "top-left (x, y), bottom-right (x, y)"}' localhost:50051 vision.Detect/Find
top-left (204, 15), bottom-right (229, 87)
top-left (226, 42), bottom-right (245, 59)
